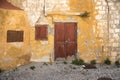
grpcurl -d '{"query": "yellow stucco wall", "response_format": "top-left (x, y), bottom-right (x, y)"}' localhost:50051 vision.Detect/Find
top-left (69, 0), bottom-right (108, 63)
top-left (28, 0), bottom-right (99, 63)
top-left (69, 0), bottom-right (102, 62)
top-left (0, 8), bottom-right (31, 70)
top-left (30, 28), bottom-right (54, 62)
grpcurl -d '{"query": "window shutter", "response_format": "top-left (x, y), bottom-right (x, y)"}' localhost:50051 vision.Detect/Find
top-left (35, 26), bottom-right (41, 40)
top-left (35, 25), bottom-right (48, 40)
top-left (7, 30), bottom-right (24, 42)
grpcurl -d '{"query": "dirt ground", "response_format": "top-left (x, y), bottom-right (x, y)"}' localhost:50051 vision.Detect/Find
top-left (0, 61), bottom-right (120, 80)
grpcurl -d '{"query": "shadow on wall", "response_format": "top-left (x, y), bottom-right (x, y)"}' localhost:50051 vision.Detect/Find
top-left (115, 0), bottom-right (120, 2)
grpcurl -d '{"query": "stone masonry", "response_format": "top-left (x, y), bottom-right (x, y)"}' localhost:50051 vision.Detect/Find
top-left (95, 0), bottom-right (120, 61)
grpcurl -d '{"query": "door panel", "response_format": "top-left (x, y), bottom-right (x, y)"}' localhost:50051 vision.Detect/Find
top-left (55, 22), bottom-right (77, 59)
top-left (55, 23), bottom-right (66, 58)
top-left (65, 23), bottom-right (76, 41)
top-left (66, 43), bottom-right (76, 56)
top-left (65, 23), bottom-right (77, 57)
top-left (55, 23), bottom-right (65, 42)
top-left (55, 43), bottom-right (66, 58)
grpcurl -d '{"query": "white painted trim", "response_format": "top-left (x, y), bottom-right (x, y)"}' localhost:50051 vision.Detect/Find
top-left (47, 12), bottom-right (85, 16)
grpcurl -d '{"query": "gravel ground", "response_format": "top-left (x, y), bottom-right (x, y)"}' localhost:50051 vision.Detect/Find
top-left (0, 61), bottom-right (120, 80)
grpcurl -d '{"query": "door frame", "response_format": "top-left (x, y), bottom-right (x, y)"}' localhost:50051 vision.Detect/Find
top-left (54, 22), bottom-right (77, 60)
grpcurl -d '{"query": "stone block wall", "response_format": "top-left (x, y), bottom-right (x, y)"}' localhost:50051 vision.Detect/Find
top-left (95, 0), bottom-right (120, 62)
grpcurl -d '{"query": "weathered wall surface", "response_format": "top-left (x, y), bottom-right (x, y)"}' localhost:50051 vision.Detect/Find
top-left (7, 0), bottom-right (99, 63)
top-left (1, 0), bottom-right (120, 70)
top-left (68, 0), bottom-right (99, 62)
top-left (94, 0), bottom-right (120, 62)
top-left (0, 8), bottom-right (30, 70)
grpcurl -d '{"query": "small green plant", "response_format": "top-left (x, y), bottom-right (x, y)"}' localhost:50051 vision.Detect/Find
top-left (104, 58), bottom-right (111, 65)
top-left (30, 66), bottom-right (36, 70)
top-left (43, 62), bottom-right (48, 66)
top-left (79, 11), bottom-right (90, 18)
top-left (0, 69), bottom-right (5, 73)
top-left (90, 60), bottom-right (96, 65)
top-left (72, 59), bottom-right (84, 65)
top-left (63, 61), bottom-right (67, 64)
top-left (115, 60), bottom-right (120, 67)
top-left (13, 67), bottom-right (18, 72)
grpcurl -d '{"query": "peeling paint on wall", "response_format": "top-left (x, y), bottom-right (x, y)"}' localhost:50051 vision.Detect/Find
top-left (1, 0), bottom-right (120, 70)
top-left (0, 7), bottom-right (31, 69)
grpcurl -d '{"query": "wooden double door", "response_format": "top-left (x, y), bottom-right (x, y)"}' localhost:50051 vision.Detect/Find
top-left (55, 22), bottom-right (77, 59)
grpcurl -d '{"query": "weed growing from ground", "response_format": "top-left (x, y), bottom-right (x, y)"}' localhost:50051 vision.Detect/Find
top-left (104, 58), bottom-right (111, 65)
top-left (115, 60), bottom-right (120, 67)
top-left (43, 62), bottom-right (48, 66)
top-left (30, 66), bottom-right (36, 70)
top-left (72, 59), bottom-right (84, 65)
top-left (90, 60), bottom-right (96, 65)
top-left (0, 69), bottom-right (5, 73)
top-left (63, 61), bottom-right (67, 64)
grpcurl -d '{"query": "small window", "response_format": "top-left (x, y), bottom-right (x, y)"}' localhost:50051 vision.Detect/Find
top-left (35, 25), bottom-right (48, 40)
top-left (7, 30), bottom-right (24, 42)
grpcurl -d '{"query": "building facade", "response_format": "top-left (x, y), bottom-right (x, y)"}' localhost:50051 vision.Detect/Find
top-left (0, 0), bottom-right (120, 69)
